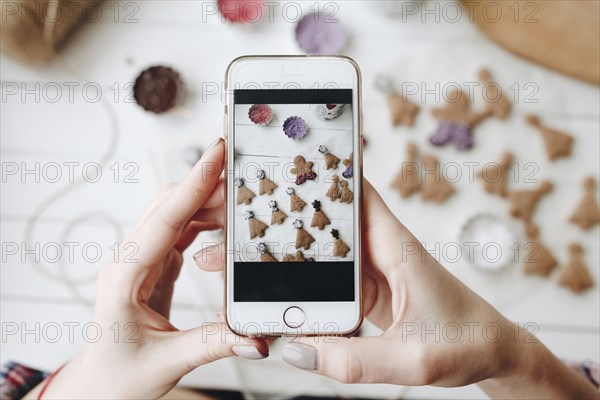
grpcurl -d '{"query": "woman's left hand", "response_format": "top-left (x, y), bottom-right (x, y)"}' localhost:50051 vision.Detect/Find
top-left (41, 138), bottom-right (268, 399)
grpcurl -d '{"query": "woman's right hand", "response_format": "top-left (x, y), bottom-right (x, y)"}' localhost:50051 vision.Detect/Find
top-left (280, 180), bottom-right (597, 399)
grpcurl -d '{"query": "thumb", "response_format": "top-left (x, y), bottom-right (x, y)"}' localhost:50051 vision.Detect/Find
top-left (166, 322), bottom-right (269, 374)
top-left (282, 336), bottom-right (390, 384)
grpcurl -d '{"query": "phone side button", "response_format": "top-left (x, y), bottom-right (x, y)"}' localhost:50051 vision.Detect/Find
top-left (283, 306), bottom-right (305, 328)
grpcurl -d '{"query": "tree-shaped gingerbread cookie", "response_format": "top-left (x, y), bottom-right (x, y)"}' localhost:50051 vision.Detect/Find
top-left (235, 177), bottom-right (255, 205)
top-left (387, 92), bottom-right (420, 127)
top-left (258, 242), bottom-right (278, 262)
top-left (375, 73), bottom-right (420, 127)
top-left (290, 155), bottom-right (317, 185)
top-left (523, 222), bottom-right (557, 277)
top-left (391, 142), bottom-right (420, 198)
top-left (557, 244), bottom-right (594, 293)
top-left (268, 200), bottom-right (287, 225)
top-left (286, 187), bottom-right (306, 212)
top-left (420, 154), bottom-right (456, 203)
top-left (310, 200), bottom-right (331, 230)
top-left (569, 176), bottom-right (600, 230)
top-left (244, 210), bottom-right (268, 239)
top-left (430, 89), bottom-right (490, 150)
top-left (331, 229), bottom-right (350, 258)
top-left (257, 169), bottom-right (278, 195)
top-left (508, 181), bottom-right (553, 221)
top-left (478, 152), bottom-right (513, 198)
top-left (293, 219), bottom-right (315, 250)
top-left (526, 115), bottom-right (573, 161)
top-left (478, 68), bottom-right (512, 119)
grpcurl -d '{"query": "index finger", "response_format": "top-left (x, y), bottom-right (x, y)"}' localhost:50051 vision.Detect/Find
top-left (362, 178), bottom-right (421, 277)
top-left (130, 138), bottom-right (225, 266)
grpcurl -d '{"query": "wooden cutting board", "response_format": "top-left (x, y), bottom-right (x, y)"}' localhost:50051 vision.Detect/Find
top-left (464, 0), bottom-right (600, 85)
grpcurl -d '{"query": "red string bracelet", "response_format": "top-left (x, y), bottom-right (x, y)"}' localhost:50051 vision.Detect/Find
top-left (36, 363), bottom-right (66, 400)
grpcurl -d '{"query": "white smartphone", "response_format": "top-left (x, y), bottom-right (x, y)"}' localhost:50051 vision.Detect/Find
top-left (224, 56), bottom-right (363, 336)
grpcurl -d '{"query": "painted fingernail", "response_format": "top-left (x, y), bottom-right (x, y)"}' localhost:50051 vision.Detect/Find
top-left (192, 244), bottom-right (220, 263)
top-left (282, 343), bottom-right (317, 370)
top-left (232, 345), bottom-right (266, 360)
top-left (204, 137), bottom-right (224, 155)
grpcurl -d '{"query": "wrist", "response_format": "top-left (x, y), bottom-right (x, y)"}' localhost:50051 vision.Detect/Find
top-left (488, 324), bottom-right (554, 378)
top-left (37, 355), bottom-right (98, 399)
top-left (35, 363), bottom-right (67, 400)
top-left (37, 359), bottom-right (77, 400)
top-left (480, 326), bottom-right (598, 399)
top-left (495, 325), bottom-right (536, 379)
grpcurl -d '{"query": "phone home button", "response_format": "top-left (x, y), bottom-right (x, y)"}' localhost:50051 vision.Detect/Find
top-left (283, 306), bottom-right (305, 328)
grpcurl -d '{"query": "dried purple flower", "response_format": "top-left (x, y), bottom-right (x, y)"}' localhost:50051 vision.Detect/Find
top-left (283, 116), bottom-right (308, 140)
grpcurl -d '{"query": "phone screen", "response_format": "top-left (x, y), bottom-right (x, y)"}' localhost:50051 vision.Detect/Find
top-left (232, 88), bottom-right (357, 302)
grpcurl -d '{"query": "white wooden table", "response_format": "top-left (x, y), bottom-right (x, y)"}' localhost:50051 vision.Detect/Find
top-left (1, 1), bottom-right (598, 398)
